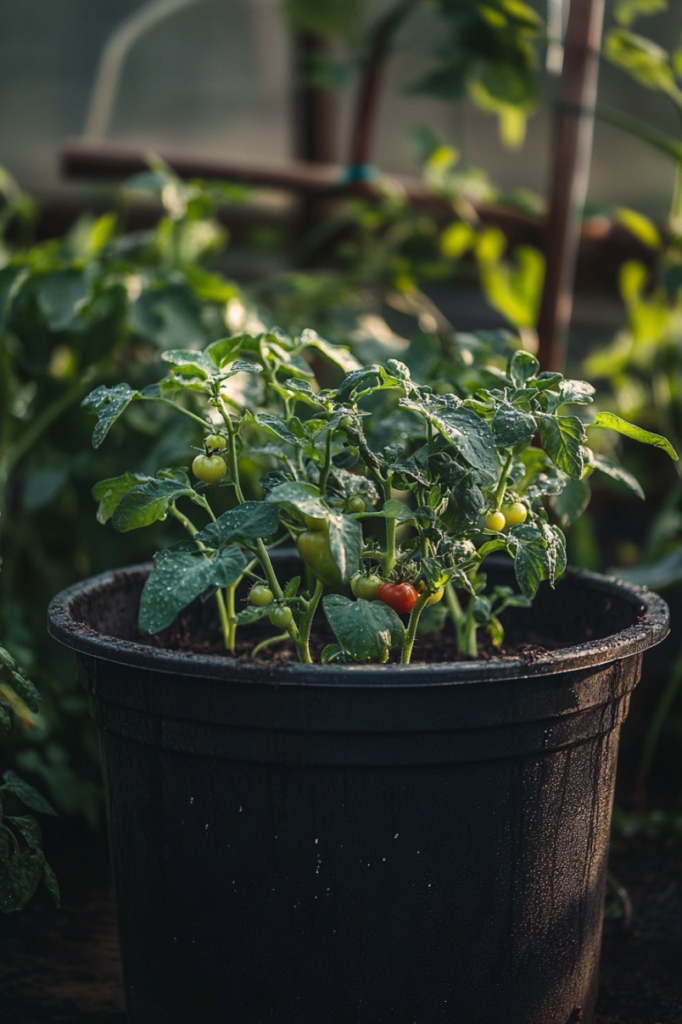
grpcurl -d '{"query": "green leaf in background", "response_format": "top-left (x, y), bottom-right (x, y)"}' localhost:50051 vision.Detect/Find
top-left (611, 548), bottom-right (682, 590)
top-left (615, 207), bottom-right (661, 249)
top-left (111, 476), bottom-right (196, 532)
top-left (589, 412), bottom-right (679, 461)
top-left (615, 0), bottom-right (668, 28)
top-left (21, 468), bottom-right (69, 512)
top-left (195, 502), bottom-right (280, 547)
top-left (139, 545), bottom-right (246, 634)
top-left (322, 594), bottom-right (405, 663)
top-left (36, 269), bottom-right (88, 331)
top-left (92, 472), bottom-right (155, 524)
top-left (587, 453), bottom-right (645, 499)
top-left (551, 477), bottom-right (591, 529)
top-left (1, 771), bottom-right (57, 816)
top-left (299, 328), bottom-right (362, 372)
top-left (81, 383), bottom-right (140, 449)
top-left (0, 841), bottom-right (45, 914)
top-left (539, 415), bottom-right (586, 479)
top-left (282, 0), bottom-right (367, 39)
top-left (604, 28), bottom-right (676, 94)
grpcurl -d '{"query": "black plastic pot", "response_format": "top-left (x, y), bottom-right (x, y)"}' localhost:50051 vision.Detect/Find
top-left (48, 560), bottom-right (669, 1024)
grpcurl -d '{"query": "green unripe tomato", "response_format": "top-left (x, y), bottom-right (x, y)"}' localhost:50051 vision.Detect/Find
top-left (249, 585), bottom-right (274, 607)
top-left (345, 496), bottom-right (365, 514)
top-left (204, 433), bottom-right (227, 452)
top-left (485, 510), bottom-right (506, 532)
top-left (192, 454), bottom-right (227, 483)
top-left (502, 502), bottom-right (527, 527)
top-left (269, 605), bottom-right (293, 628)
top-left (425, 588), bottom-right (444, 607)
top-left (351, 574), bottom-right (383, 601)
top-left (296, 530), bottom-right (342, 586)
top-left (304, 514), bottom-right (327, 531)
top-left (338, 416), bottom-right (353, 430)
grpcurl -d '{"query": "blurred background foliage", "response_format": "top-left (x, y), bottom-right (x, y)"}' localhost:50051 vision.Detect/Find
top-left (3, 0), bottom-right (682, 909)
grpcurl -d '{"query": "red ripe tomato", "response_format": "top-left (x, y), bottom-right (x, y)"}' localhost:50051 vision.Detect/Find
top-left (377, 582), bottom-right (419, 615)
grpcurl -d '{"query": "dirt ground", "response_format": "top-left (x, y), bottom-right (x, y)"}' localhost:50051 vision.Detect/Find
top-left (1, 825), bottom-right (681, 1024)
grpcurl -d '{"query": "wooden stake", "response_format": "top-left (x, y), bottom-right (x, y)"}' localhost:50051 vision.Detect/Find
top-left (537, 0), bottom-right (606, 372)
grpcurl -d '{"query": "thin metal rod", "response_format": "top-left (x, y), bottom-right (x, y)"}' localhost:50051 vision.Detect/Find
top-left (537, 0), bottom-right (606, 372)
top-left (84, 0), bottom-right (205, 139)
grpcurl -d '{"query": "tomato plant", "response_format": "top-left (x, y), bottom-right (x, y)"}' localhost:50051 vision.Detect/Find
top-left (83, 333), bottom-right (676, 665)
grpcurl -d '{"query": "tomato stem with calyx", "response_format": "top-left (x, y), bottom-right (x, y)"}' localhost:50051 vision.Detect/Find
top-left (401, 591), bottom-right (430, 664)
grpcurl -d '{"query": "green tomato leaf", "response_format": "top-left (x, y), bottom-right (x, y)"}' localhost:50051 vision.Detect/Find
top-left (195, 502), bottom-right (280, 547)
top-left (299, 328), bottom-right (362, 372)
top-left (265, 481), bottom-right (327, 519)
top-left (253, 413), bottom-right (302, 447)
top-left (320, 644), bottom-right (344, 664)
top-left (327, 513), bottom-right (363, 583)
top-left (92, 472), bottom-right (154, 524)
top-left (557, 380), bottom-right (596, 405)
top-left (160, 349), bottom-right (212, 379)
top-left (0, 841), bottom-right (46, 913)
top-left (112, 477), bottom-right (196, 533)
top-left (491, 405), bottom-right (536, 447)
top-left (6, 815), bottom-right (42, 850)
top-left (551, 477), bottom-right (591, 528)
top-left (539, 415), bottom-right (586, 479)
top-left (235, 605), bottom-right (271, 625)
top-left (139, 545), bottom-right (246, 634)
top-left (376, 498), bottom-right (416, 522)
top-left (508, 350), bottom-right (539, 384)
top-left (430, 406), bottom-right (499, 483)
top-left (81, 384), bottom-right (140, 449)
top-left (322, 594), bottom-right (405, 663)
top-left (611, 548), bottom-right (682, 590)
top-left (589, 412), bottom-right (678, 461)
top-left (1, 771), bottom-right (57, 816)
top-left (587, 452), bottom-right (645, 499)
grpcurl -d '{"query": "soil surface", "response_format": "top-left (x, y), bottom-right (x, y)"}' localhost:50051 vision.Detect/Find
top-left (142, 612), bottom-right (561, 665)
top-left (1, 825), bottom-right (680, 1023)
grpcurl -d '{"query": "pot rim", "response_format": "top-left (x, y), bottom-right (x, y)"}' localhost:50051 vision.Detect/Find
top-left (47, 562), bottom-right (670, 687)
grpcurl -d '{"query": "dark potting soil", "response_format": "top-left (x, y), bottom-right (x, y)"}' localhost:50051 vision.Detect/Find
top-left (1, 824), bottom-right (680, 1024)
top-left (140, 613), bottom-right (563, 665)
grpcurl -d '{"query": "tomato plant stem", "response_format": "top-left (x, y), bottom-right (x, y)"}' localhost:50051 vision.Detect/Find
top-left (168, 504), bottom-right (232, 651)
top-left (217, 396), bottom-right (245, 504)
top-left (297, 578), bottom-right (323, 664)
top-left (318, 430), bottom-right (332, 496)
top-left (462, 595), bottom-right (478, 658)
top-left (495, 452), bottom-right (514, 509)
top-left (251, 632), bottom-right (290, 658)
top-left (401, 591), bottom-right (429, 664)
